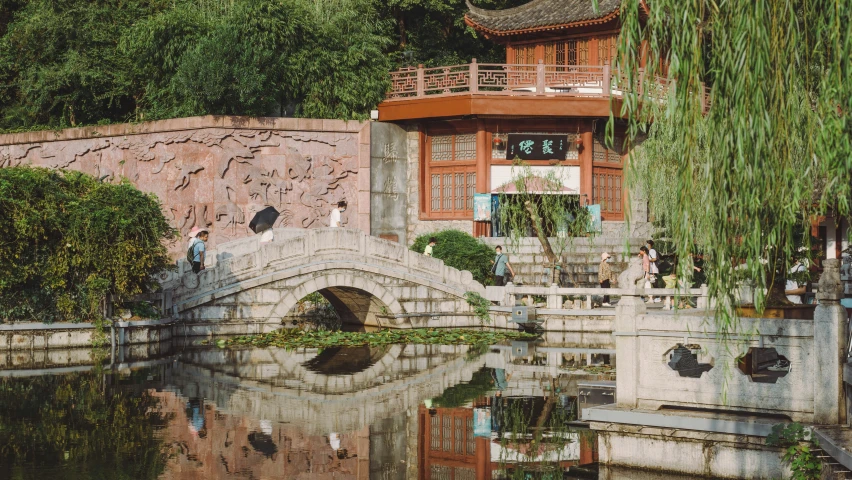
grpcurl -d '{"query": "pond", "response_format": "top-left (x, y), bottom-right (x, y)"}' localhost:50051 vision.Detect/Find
top-left (0, 339), bottom-right (694, 479)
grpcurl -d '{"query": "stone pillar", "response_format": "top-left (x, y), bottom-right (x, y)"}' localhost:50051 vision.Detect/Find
top-left (546, 284), bottom-right (561, 309)
top-left (814, 258), bottom-right (847, 424)
top-left (615, 257), bottom-right (647, 408)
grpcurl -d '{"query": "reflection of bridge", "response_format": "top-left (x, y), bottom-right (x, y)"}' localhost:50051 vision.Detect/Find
top-left (158, 228), bottom-right (487, 333)
top-left (166, 344), bottom-right (495, 436)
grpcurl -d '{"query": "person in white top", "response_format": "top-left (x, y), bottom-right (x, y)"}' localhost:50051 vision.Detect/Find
top-left (785, 258), bottom-right (807, 304)
top-left (646, 239), bottom-right (661, 303)
top-left (329, 200), bottom-right (346, 228)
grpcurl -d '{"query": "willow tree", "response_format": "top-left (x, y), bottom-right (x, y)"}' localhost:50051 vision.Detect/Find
top-left (614, 0), bottom-right (852, 333)
top-left (497, 162), bottom-right (591, 285)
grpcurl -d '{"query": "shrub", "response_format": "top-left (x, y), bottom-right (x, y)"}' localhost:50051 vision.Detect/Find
top-left (0, 167), bottom-right (176, 323)
top-left (410, 229), bottom-right (494, 285)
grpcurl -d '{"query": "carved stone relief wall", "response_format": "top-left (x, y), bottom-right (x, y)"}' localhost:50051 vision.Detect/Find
top-left (0, 116), bottom-right (371, 258)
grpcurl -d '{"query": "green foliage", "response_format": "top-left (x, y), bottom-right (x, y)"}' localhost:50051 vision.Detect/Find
top-left (122, 301), bottom-right (161, 320)
top-left (0, 167), bottom-right (175, 323)
top-left (465, 291), bottom-right (492, 324)
top-left (216, 327), bottom-right (536, 349)
top-left (431, 367), bottom-right (495, 408)
top-left (766, 423), bottom-right (822, 480)
top-left (617, 0), bottom-right (852, 331)
top-left (411, 229), bottom-right (494, 285)
top-left (0, 370), bottom-right (167, 479)
top-left (379, 0), bottom-right (527, 66)
top-left (497, 161), bottom-right (591, 284)
top-left (0, 0), bottom-right (391, 128)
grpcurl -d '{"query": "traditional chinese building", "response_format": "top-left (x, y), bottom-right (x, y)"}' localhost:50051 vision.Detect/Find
top-left (375, 0), bottom-right (654, 242)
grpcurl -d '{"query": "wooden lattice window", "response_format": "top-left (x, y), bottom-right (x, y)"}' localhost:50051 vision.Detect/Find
top-left (514, 45), bottom-right (535, 64)
top-left (577, 39), bottom-right (590, 65)
top-left (466, 173), bottom-right (475, 210)
top-left (597, 35), bottom-right (618, 65)
top-left (567, 40), bottom-right (578, 65)
top-left (431, 134), bottom-right (476, 162)
top-left (427, 133), bottom-right (476, 218)
top-left (454, 134), bottom-right (476, 160)
top-left (431, 135), bottom-right (452, 161)
top-left (429, 171), bottom-right (475, 215)
top-left (430, 415), bottom-right (441, 450)
top-left (593, 169), bottom-right (624, 216)
top-left (544, 43), bottom-right (556, 65)
top-left (593, 131), bottom-right (624, 164)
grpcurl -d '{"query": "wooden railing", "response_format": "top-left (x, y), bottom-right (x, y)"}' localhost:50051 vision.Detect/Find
top-left (386, 59), bottom-right (712, 112)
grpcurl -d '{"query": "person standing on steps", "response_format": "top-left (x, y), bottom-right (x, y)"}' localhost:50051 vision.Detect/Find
top-left (329, 200), bottom-right (346, 228)
top-left (599, 252), bottom-right (617, 306)
top-left (491, 245), bottom-right (515, 286)
top-left (647, 240), bottom-right (661, 303)
top-left (639, 246), bottom-right (655, 303)
top-left (187, 227), bottom-right (209, 274)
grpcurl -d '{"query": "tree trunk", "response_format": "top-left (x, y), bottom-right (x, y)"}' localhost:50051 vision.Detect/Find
top-left (524, 200), bottom-right (563, 285)
top-left (394, 7), bottom-right (406, 48)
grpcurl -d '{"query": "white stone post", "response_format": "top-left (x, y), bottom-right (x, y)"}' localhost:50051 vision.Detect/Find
top-left (615, 257), bottom-right (647, 408)
top-left (502, 284), bottom-right (515, 307)
top-left (814, 258), bottom-right (847, 424)
top-left (547, 284), bottom-right (561, 309)
top-left (697, 284), bottom-right (709, 309)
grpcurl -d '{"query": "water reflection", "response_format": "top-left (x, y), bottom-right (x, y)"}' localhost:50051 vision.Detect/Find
top-left (0, 337), bottom-right (697, 479)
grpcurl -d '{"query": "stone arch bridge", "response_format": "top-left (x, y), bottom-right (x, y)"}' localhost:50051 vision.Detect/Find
top-left (159, 228), bottom-right (486, 333)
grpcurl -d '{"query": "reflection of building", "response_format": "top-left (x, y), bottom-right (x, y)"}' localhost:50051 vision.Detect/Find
top-left (417, 400), bottom-right (597, 480)
top-left (153, 390), bottom-right (371, 480)
top-left (418, 405), bottom-right (489, 480)
top-left (378, 0), bottom-right (651, 240)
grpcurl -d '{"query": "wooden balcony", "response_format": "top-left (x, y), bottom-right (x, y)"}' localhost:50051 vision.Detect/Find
top-left (378, 60), bottom-right (710, 121)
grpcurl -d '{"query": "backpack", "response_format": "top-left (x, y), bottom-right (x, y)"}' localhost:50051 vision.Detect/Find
top-left (186, 239), bottom-right (198, 263)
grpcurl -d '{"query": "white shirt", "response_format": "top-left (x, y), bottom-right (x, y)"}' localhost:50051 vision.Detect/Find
top-left (786, 262), bottom-right (806, 304)
top-left (329, 208), bottom-right (341, 228)
top-left (649, 248), bottom-right (659, 274)
top-left (329, 432), bottom-right (341, 450)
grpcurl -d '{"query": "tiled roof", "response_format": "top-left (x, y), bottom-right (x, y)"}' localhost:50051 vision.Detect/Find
top-left (465, 0), bottom-right (622, 35)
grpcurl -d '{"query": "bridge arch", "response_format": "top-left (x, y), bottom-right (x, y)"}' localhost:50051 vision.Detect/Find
top-left (159, 228), bottom-right (486, 329)
top-left (271, 271), bottom-right (405, 327)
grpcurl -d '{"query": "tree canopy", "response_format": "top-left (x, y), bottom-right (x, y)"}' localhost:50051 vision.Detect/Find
top-left (0, 167), bottom-right (175, 323)
top-left (616, 0), bottom-right (852, 330)
top-left (0, 0), bottom-right (524, 130)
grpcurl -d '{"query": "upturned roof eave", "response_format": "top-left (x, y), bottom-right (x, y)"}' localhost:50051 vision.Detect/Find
top-left (464, 0), bottom-right (649, 38)
top-left (463, 9), bottom-right (621, 37)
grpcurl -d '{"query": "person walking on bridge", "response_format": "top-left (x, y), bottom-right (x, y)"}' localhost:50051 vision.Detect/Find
top-left (491, 245), bottom-right (515, 286)
top-left (329, 200), bottom-right (346, 228)
top-left (599, 252), bottom-right (617, 306)
top-left (187, 227), bottom-right (209, 274)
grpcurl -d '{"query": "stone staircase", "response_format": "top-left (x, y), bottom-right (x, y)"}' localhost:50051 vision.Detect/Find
top-left (482, 237), bottom-right (646, 287)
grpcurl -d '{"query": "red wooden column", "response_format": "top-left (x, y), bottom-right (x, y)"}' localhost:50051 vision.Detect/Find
top-left (579, 124), bottom-right (594, 205)
top-left (474, 120), bottom-right (491, 237)
top-left (475, 436), bottom-right (491, 480)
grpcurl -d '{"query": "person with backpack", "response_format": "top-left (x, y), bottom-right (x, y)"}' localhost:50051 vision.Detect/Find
top-left (186, 227), bottom-right (209, 274)
top-left (491, 245), bottom-right (515, 286)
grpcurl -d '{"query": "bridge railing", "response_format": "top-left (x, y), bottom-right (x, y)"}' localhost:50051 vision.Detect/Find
top-left (485, 284), bottom-right (710, 310)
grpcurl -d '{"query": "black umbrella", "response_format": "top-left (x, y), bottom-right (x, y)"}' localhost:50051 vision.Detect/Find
top-left (248, 206), bottom-right (279, 233)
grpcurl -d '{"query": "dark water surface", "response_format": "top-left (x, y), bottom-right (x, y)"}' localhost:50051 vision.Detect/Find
top-left (0, 340), bottom-right (687, 479)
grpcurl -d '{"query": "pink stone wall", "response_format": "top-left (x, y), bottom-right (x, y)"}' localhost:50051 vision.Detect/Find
top-left (0, 116), bottom-right (371, 258)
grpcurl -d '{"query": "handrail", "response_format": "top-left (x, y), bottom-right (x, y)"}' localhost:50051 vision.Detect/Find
top-left (385, 60), bottom-right (710, 113)
top-left (486, 283), bottom-right (711, 310)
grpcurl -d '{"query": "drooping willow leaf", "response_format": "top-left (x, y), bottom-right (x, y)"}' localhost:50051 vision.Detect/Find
top-left (615, 0), bottom-right (852, 338)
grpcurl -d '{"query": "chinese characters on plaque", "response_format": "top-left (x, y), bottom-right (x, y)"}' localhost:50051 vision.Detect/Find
top-left (506, 134), bottom-right (570, 160)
